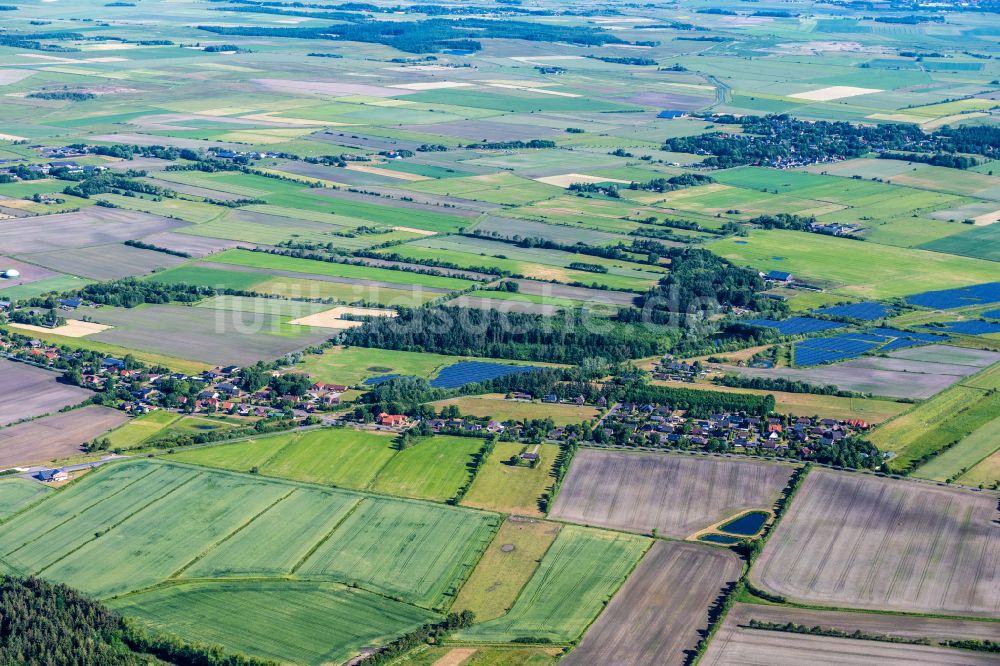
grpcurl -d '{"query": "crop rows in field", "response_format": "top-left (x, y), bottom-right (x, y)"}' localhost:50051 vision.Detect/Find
top-left (751, 469), bottom-right (1000, 617)
top-left (702, 603), bottom-right (1000, 666)
top-left (110, 580), bottom-right (437, 666)
top-left (168, 429), bottom-right (482, 502)
top-left (566, 541), bottom-right (742, 666)
top-left (550, 450), bottom-right (795, 538)
top-left (455, 525), bottom-right (649, 644)
top-left (0, 459), bottom-right (500, 610)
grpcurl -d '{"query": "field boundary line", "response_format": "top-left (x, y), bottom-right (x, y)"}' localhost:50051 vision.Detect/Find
top-left (36, 470), bottom-right (202, 576)
top-left (559, 535), bottom-right (657, 656)
top-left (0, 463), bottom-right (161, 547)
top-left (289, 496), bottom-right (365, 574)
top-left (168, 487), bottom-right (298, 579)
top-left (445, 520), bottom-right (566, 642)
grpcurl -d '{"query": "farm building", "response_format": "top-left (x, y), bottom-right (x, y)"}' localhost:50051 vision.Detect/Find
top-left (765, 270), bottom-right (793, 282)
top-left (2, 268), bottom-right (20, 279)
top-left (657, 109), bottom-right (688, 119)
top-left (35, 468), bottom-right (69, 482)
top-left (376, 413), bottom-right (408, 427)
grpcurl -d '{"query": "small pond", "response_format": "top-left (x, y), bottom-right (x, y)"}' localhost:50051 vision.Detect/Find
top-left (698, 534), bottom-right (741, 545)
top-left (719, 510), bottom-right (769, 536)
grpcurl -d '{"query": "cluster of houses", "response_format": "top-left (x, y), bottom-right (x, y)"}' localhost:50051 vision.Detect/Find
top-left (810, 221), bottom-right (863, 236)
top-left (650, 357), bottom-right (704, 382)
top-left (0, 332), bottom-right (352, 420)
top-left (595, 403), bottom-right (869, 454)
top-left (1, 161), bottom-right (106, 180)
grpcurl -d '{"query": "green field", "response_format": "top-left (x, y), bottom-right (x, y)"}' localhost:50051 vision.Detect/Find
top-left (110, 580), bottom-right (438, 666)
top-left (370, 435), bottom-right (482, 502)
top-left (295, 496), bottom-right (499, 609)
top-left (104, 410), bottom-right (185, 448)
top-left (430, 395), bottom-right (600, 426)
top-left (911, 413), bottom-right (1000, 482)
top-left (708, 229), bottom-right (1000, 299)
top-left (0, 478), bottom-right (50, 520)
top-left (167, 428), bottom-right (480, 501)
top-left (147, 265), bottom-right (268, 291)
top-left (206, 249), bottom-right (476, 291)
top-left (452, 518), bottom-right (561, 622)
top-left (870, 381), bottom-right (1000, 471)
top-left (184, 487), bottom-right (360, 577)
top-left (456, 525), bottom-right (648, 643)
top-left (957, 449), bottom-right (1000, 487)
top-left (252, 275), bottom-right (440, 307)
top-left (462, 442), bottom-right (559, 516)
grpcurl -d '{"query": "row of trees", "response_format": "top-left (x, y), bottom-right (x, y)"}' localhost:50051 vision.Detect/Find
top-left (339, 307), bottom-right (674, 364)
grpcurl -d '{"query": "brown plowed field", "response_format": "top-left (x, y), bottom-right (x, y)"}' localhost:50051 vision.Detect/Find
top-left (702, 618), bottom-right (999, 665)
top-left (565, 541), bottom-right (742, 666)
top-left (752, 469), bottom-right (1000, 617)
top-left (550, 450), bottom-right (795, 537)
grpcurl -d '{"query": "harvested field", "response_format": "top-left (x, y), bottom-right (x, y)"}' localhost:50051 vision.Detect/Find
top-left (0, 360), bottom-right (92, 426)
top-left (288, 306), bottom-right (397, 329)
top-left (701, 603), bottom-right (1000, 666)
top-left (752, 469), bottom-right (1000, 617)
top-left (0, 208), bottom-right (184, 254)
top-left (534, 173), bottom-right (631, 188)
top-left (431, 394), bottom-right (599, 426)
top-left (788, 86), bottom-right (882, 101)
top-left (10, 320), bottom-right (110, 338)
top-left (20, 243), bottom-right (187, 280)
top-left (0, 405), bottom-right (127, 467)
top-left (566, 541), bottom-right (742, 666)
top-left (550, 450), bottom-right (795, 538)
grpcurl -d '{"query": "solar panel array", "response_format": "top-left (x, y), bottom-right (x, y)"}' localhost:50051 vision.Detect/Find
top-left (811, 301), bottom-right (896, 321)
top-left (793, 334), bottom-right (882, 366)
top-left (743, 317), bottom-right (842, 335)
top-left (429, 361), bottom-right (542, 389)
top-left (905, 282), bottom-right (1000, 309)
top-left (922, 321), bottom-right (1000, 335)
top-left (793, 328), bottom-right (948, 366)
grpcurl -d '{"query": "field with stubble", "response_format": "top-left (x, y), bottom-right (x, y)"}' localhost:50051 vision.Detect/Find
top-left (550, 450), bottom-right (795, 537)
top-left (565, 541), bottom-right (742, 666)
top-left (751, 469), bottom-right (1000, 617)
